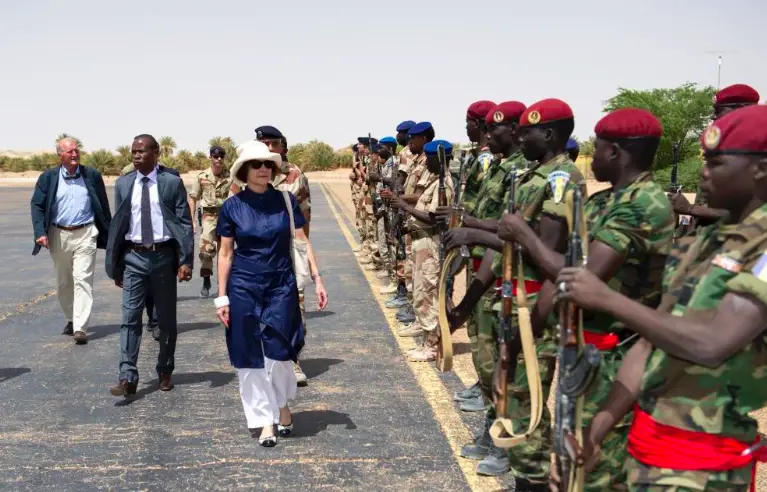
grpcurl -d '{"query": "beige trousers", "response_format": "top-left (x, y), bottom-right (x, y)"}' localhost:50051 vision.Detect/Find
top-left (49, 224), bottom-right (98, 334)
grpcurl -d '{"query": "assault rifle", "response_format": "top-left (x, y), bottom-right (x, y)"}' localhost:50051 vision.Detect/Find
top-left (437, 145), bottom-right (448, 262)
top-left (495, 166), bottom-right (518, 418)
top-left (554, 187), bottom-right (601, 492)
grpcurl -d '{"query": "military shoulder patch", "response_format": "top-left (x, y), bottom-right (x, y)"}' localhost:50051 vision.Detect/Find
top-left (712, 254), bottom-right (743, 273)
top-left (478, 152), bottom-right (494, 174)
top-left (547, 170), bottom-right (570, 204)
top-left (750, 252), bottom-right (767, 281)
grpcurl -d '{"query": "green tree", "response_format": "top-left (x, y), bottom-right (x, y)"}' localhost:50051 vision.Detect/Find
top-left (159, 136), bottom-right (177, 158)
top-left (301, 140), bottom-right (335, 171)
top-left (579, 136), bottom-right (595, 157)
top-left (334, 148), bottom-right (353, 168)
top-left (83, 149), bottom-right (120, 175)
top-left (603, 82), bottom-right (715, 189)
top-left (287, 142), bottom-right (307, 168)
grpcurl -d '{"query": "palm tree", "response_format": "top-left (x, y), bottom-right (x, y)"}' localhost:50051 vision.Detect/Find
top-left (208, 136), bottom-right (238, 165)
top-left (83, 149), bottom-right (117, 174)
top-left (116, 145), bottom-right (131, 162)
top-left (159, 136), bottom-right (177, 158)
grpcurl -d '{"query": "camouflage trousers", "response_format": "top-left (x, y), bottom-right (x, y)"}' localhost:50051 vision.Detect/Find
top-left (396, 235), bottom-right (413, 286)
top-left (412, 236), bottom-right (440, 333)
top-left (198, 213), bottom-right (220, 277)
top-left (363, 207), bottom-right (377, 255)
top-left (475, 297), bottom-right (500, 405)
top-left (580, 350), bottom-right (631, 492)
top-left (625, 458), bottom-right (752, 491)
top-left (376, 217), bottom-right (390, 268)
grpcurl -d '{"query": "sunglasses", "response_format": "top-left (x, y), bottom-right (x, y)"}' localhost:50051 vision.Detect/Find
top-left (249, 160), bottom-right (275, 170)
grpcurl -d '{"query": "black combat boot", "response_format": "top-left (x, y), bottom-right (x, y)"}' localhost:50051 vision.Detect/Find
top-left (201, 276), bottom-right (211, 297)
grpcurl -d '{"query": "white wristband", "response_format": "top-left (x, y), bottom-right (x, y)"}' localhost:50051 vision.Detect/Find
top-left (214, 296), bottom-right (230, 308)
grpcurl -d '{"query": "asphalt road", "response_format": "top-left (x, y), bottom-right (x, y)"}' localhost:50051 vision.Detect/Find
top-left (0, 185), bottom-right (472, 491)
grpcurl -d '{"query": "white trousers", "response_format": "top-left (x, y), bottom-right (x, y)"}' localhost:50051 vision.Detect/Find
top-left (237, 358), bottom-right (297, 429)
top-left (48, 224), bottom-right (98, 333)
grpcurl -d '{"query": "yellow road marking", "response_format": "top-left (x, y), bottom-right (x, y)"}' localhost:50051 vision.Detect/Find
top-left (319, 184), bottom-right (501, 492)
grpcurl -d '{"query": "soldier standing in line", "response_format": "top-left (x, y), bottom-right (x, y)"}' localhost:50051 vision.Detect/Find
top-left (373, 137), bottom-right (399, 287)
top-left (350, 143), bottom-right (364, 253)
top-left (445, 99), bottom-right (586, 484)
top-left (356, 137), bottom-right (378, 264)
top-left (557, 104), bottom-right (767, 492)
top-left (669, 83), bottom-right (760, 234)
top-left (498, 108), bottom-right (675, 490)
top-left (379, 121), bottom-right (416, 302)
top-left (391, 140), bottom-right (454, 361)
top-left (436, 100), bottom-right (530, 471)
top-left (445, 100), bottom-right (497, 414)
top-left (393, 122), bottom-right (435, 331)
top-left (188, 145), bottom-right (231, 297)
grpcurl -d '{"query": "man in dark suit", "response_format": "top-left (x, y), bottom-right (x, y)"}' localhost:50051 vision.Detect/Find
top-left (30, 137), bottom-right (112, 344)
top-left (106, 134), bottom-right (194, 396)
top-left (120, 162), bottom-right (181, 341)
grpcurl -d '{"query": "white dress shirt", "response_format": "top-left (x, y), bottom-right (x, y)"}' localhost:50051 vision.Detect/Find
top-left (125, 167), bottom-right (171, 243)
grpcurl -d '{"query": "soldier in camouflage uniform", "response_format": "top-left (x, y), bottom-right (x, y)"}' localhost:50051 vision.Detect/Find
top-left (188, 145), bottom-right (232, 297)
top-left (433, 100), bottom-right (497, 413)
top-left (557, 104), bottom-right (767, 492)
top-left (669, 84), bottom-right (759, 235)
top-left (498, 108), bottom-right (675, 490)
top-left (356, 137), bottom-right (379, 265)
top-left (393, 122), bottom-right (435, 331)
top-left (445, 99), bottom-right (586, 485)
top-left (379, 121), bottom-right (416, 304)
top-left (392, 140), bottom-right (455, 361)
top-left (437, 101), bottom-right (530, 473)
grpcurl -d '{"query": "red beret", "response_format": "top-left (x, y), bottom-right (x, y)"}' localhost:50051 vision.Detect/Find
top-left (519, 98), bottom-right (573, 127)
top-left (714, 84), bottom-right (760, 107)
top-left (485, 101), bottom-right (527, 125)
top-left (700, 105), bottom-right (767, 154)
top-left (466, 100), bottom-right (496, 120)
top-left (594, 108), bottom-right (663, 140)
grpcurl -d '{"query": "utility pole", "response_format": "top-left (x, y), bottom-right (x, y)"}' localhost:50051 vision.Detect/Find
top-left (717, 55), bottom-right (722, 90)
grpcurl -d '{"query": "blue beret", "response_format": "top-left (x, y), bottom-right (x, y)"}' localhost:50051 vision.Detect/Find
top-left (408, 121), bottom-right (433, 136)
top-left (255, 125), bottom-right (283, 139)
top-left (424, 140), bottom-right (453, 156)
top-left (379, 136), bottom-right (397, 145)
top-left (566, 138), bottom-right (579, 151)
top-left (396, 120), bottom-right (416, 132)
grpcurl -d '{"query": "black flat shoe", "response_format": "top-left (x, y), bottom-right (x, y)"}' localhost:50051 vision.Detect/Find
top-left (259, 435), bottom-right (277, 447)
top-left (278, 421), bottom-right (293, 437)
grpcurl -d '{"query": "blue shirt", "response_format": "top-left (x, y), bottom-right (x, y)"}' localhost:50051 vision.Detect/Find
top-left (52, 166), bottom-right (94, 226)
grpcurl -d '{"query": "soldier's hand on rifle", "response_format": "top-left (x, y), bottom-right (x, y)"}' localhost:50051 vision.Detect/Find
top-left (433, 206), bottom-right (453, 223)
top-left (443, 228), bottom-right (473, 251)
top-left (668, 192), bottom-right (692, 215)
top-left (497, 212), bottom-right (530, 243)
top-left (390, 196), bottom-right (406, 210)
top-left (555, 267), bottom-right (612, 311)
top-left (579, 432), bottom-right (602, 475)
top-left (379, 188), bottom-right (393, 200)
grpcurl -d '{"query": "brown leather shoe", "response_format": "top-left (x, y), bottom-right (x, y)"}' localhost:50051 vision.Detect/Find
top-left (159, 373), bottom-right (174, 391)
top-left (62, 322), bottom-right (74, 336)
top-left (73, 331), bottom-right (88, 345)
top-left (109, 379), bottom-right (137, 397)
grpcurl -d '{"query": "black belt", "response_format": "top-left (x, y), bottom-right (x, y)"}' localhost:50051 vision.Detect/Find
top-left (125, 241), bottom-right (174, 252)
top-left (52, 222), bottom-right (93, 231)
top-left (201, 207), bottom-right (220, 213)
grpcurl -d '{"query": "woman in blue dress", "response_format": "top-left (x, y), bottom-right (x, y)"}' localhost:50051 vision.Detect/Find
top-left (214, 141), bottom-right (328, 447)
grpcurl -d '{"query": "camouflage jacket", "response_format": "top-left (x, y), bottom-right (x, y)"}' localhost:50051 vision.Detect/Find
top-left (396, 146), bottom-right (415, 181)
top-left (461, 147), bottom-right (494, 216)
top-left (273, 164), bottom-right (311, 220)
top-left (491, 153), bottom-right (586, 283)
top-left (634, 203), bottom-right (767, 488)
top-left (189, 168), bottom-right (232, 210)
top-left (583, 172), bottom-right (674, 338)
top-left (471, 150), bottom-right (529, 259)
top-left (404, 153), bottom-right (427, 195)
top-left (407, 171), bottom-right (454, 233)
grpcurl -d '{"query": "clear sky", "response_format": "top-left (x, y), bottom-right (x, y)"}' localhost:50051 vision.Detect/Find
top-left (1, 0), bottom-right (765, 153)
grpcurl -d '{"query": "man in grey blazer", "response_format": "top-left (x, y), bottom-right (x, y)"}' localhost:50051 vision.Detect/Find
top-left (105, 134), bottom-right (194, 397)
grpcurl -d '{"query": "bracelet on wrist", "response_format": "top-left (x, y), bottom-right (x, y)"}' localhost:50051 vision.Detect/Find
top-left (214, 296), bottom-right (230, 308)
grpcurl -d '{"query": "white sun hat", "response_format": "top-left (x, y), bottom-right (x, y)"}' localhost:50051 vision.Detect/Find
top-left (230, 140), bottom-right (282, 185)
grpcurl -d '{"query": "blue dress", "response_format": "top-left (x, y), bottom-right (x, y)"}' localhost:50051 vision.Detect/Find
top-left (216, 185), bottom-right (306, 369)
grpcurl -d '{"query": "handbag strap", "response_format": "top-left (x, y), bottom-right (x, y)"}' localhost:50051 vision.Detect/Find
top-left (281, 190), bottom-right (296, 240)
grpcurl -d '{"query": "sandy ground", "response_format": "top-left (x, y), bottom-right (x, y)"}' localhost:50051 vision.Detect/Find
top-left (321, 177), bottom-right (767, 490)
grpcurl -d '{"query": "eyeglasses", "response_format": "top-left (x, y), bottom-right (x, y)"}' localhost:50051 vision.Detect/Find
top-left (249, 160), bottom-right (275, 170)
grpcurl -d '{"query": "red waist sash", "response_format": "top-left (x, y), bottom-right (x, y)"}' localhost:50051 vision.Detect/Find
top-left (583, 331), bottom-right (619, 351)
top-left (628, 405), bottom-right (767, 491)
top-left (471, 259), bottom-right (542, 294)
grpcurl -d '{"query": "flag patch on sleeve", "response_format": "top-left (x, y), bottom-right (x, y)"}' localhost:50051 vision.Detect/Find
top-left (711, 254), bottom-right (743, 273)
